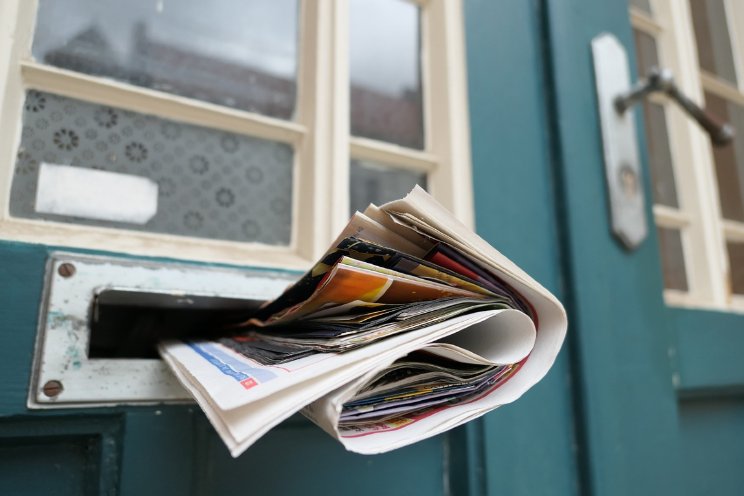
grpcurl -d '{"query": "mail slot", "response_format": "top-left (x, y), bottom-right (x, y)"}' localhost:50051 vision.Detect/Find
top-left (28, 253), bottom-right (298, 408)
top-left (89, 288), bottom-right (261, 359)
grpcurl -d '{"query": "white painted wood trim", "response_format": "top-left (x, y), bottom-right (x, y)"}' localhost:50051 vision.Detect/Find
top-left (730, 294), bottom-right (744, 309)
top-left (0, 0), bottom-right (34, 221)
top-left (424, 0), bottom-right (474, 229)
top-left (293, 0), bottom-right (342, 261)
top-left (653, 205), bottom-right (690, 228)
top-left (349, 137), bottom-right (438, 173)
top-left (669, 0), bottom-right (733, 307)
top-left (0, 217), bottom-right (310, 269)
top-left (295, 0), bottom-right (350, 254)
top-left (700, 72), bottom-right (744, 105)
top-left (636, 1), bottom-right (730, 305)
top-left (0, 0), bottom-right (313, 267)
top-left (630, 8), bottom-right (664, 35)
top-left (722, 220), bottom-right (744, 242)
top-left (664, 289), bottom-right (744, 313)
top-left (327, 0), bottom-right (351, 240)
top-left (20, 62), bottom-right (307, 145)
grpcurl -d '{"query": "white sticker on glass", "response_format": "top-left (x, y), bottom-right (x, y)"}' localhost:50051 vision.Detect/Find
top-left (35, 163), bottom-right (158, 224)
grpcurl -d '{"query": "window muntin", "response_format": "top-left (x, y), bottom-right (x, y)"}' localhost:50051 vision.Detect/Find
top-left (630, 15), bottom-right (691, 293)
top-left (690, 0), bottom-right (744, 302)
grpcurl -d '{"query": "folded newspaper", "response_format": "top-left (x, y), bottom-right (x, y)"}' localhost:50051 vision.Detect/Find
top-left (159, 186), bottom-right (567, 456)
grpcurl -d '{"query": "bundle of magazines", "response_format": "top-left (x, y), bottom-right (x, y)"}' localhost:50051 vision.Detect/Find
top-left (160, 186), bottom-right (567, 456)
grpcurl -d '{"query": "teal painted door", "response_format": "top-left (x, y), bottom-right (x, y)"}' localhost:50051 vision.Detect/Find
top-left (2, 0), bottom-right (741, 495)
top-left (0, 1), bottom-right (577, 494)
top-left (546, 0), bottom-right (744, 494)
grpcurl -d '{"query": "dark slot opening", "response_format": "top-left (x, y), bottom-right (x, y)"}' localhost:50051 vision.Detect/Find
top-left (88, 289), bottom-right (263, 359)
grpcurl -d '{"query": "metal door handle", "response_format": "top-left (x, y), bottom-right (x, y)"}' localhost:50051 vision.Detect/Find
top-left (614, 67), bottom-right (735, 146)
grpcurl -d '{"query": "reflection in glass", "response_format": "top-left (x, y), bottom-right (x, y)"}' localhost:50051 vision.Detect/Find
top-left (350, 0), bottom-right (424, 149)
top-left (630, 0), bottom-right (652, 15)
top-left (657, 227), bottom-right (688, 291)
top-left (33, 0), bottom-right (299, 119)
top-left (633, 29), bottom-right (659, 78)
top-left (705, 92), bottom-right (744, 222)
top-left (689, 0), bottom-right (738, 85)
top-left (349, 159), bottom-right (426, 216)
top-left (643, 102), bottom-right (678, 207)
top-left (11, 91), bottom-right (293, 245)
top-left (727, 241), bottom-right (744, 295)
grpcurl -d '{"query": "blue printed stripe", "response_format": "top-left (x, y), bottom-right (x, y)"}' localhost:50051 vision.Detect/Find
top-left (188, 342), bottom-right (278, 383)
top-left (188, 343), bottom-right (248, 382)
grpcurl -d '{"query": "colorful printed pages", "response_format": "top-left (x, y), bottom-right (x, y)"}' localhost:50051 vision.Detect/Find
top-left (159, 186), bottom-right (567, 456)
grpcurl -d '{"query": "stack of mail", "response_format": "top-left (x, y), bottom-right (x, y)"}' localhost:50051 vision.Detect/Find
top-left (160, 186), bottom-right (567, 456)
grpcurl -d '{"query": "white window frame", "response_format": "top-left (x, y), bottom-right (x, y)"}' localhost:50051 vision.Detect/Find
top-left (0, 0), bottom-right (473, 270)
top-left (631, 0), bottom-right (744, 311)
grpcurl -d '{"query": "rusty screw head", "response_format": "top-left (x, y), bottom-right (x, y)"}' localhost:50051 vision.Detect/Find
top-left (58, 263), bottom-right (76, 278)
top-left (42, 380), bottom-right (63, 398)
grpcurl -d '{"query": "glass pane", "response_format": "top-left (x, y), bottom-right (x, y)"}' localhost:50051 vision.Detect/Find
top-left (350, 0), bottom-right (424, 149)
top-left (349, 159), bottom-right (426, 216)
top-left (633, 29), bottom-right (659, 77)
top-left (727, 241), bottom-right (744, 295)
top-left (642, 102), bottom-right (679, 207)
top-left (33, 0), bottom-right (299, 119)
top-left (657, 227), bottom-right (688, 291)
top-left (689, 0), bottom-right (738, 84)
top-left (630, 0), bottom-right (652, 15)
top-left (705, 92), bottom-right (744, 222)
top-left (11, 90), bottom-right (293, 245)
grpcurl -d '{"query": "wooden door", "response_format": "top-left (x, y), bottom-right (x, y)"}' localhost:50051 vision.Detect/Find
top-left (546, 0), bottom-right (744, 494)
top-left (13, 0), bottom-right (742, 494)
top-left (0, 1), bottom-right (577, 495)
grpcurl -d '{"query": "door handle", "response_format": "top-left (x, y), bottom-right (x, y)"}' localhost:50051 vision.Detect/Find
top-left (614, 67), bottom-right (735, 147)
top-left (592, 33), bottom-right (648, 250)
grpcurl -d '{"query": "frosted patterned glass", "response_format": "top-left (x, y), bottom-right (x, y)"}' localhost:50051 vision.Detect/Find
top-left (11, 91), bottom-right (293, 245)
top-left (349, 159), bottom-right (426, 216)
top-left (32, 0), bottom-right (299, 119)
top-left (350, 0), bottom-right (424, 149)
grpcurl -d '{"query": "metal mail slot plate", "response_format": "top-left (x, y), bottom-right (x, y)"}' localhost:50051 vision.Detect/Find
top-left (28, 252), bottom-right (298, 408)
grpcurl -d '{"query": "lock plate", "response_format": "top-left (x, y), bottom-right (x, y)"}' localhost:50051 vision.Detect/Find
top-left (29, 252), bottom-right (298, 408)
top-left (592, 33), bottom-right (648, 249)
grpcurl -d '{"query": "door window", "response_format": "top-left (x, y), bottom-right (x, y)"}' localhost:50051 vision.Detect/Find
top-left (630, 0), bottom-right (744, 309)
top-left (0, 0), bottom-right (473, 266)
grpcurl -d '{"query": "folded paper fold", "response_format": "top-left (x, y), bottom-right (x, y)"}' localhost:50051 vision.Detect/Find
top-left (159, 186), bottom-right (567, 457)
